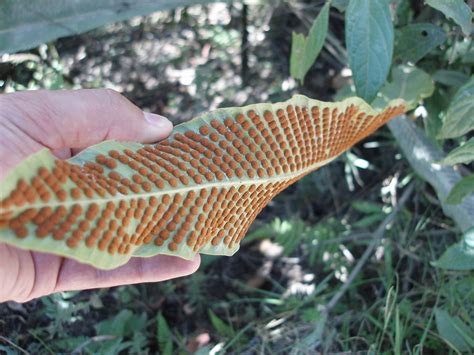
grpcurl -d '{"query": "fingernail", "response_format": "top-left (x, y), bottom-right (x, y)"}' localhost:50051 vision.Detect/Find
top-left (144, 112), bottom-right (172, 128)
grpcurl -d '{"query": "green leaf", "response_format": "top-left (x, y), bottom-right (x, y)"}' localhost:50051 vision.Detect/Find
top-left (438, 76), bottom-right (474, 139)
top-left (86, 337), bottom-right (129, 355)
top-left (0, 346), bottom-right (17, 355)
top-left (0, 95), bottom-right (406, 269)
top-left (447, 38), bottom-right (474, 63)
top-left (433, 228), bottom-right (474, 270)
top-left (346, 0), bottom-right (394, 102)
top-left (424, 90), bottom-right (446, 139)
top-left (433, 69), bottom-right (470, 87)
top-left (208, 310), bottom-right (234, 338)
top-left (462, 44), bottom-right (474, 63)
top-left (95, 310), bottom-right (147, 337)
top-left (351, 200), bottom-right (384, 213)
top-left (290, 1), bottom-right (331, 83)
top-left (439, 138), bottom-right (474, 165)
top-left (435, 308), bottom-right (474, 352)
top-left (394, 23), bottom-right (446, 63)
top-left (446, 175), bottom-right (474, 204)
top-left (426, 0), bottom-right (473, 36)
top-left (0, 0), bottom-right (219, 54)
top-left (353, 213), bottom-right (386, 228)
top-left (372, 65), bottom-right (434, 110)
top-left (394, 0), bottom-right (414, 27)
top-left (332, 0), bottom-right (349, 12)
top-left (157, 313), bottom-right (173, 355)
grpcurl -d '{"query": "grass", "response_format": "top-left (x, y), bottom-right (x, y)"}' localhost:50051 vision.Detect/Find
top-left (0, 2), bottom-right (472, 354)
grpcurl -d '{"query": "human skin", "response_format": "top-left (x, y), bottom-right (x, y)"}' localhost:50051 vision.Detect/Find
top-left (0, 89), bottom-right (200, 303)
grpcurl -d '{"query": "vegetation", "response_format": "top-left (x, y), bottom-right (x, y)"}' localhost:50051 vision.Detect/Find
top-left (0, 0), bottom-right (473, 353)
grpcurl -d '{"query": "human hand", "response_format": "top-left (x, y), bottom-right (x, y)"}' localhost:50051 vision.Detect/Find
top-left (0, 89), bottom-right (200, 303)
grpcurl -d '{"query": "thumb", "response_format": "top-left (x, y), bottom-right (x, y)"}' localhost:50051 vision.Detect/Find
top-left (0, 88), bottom-right (172, 147)
top-left (0, 89), bottom-right (173, 173)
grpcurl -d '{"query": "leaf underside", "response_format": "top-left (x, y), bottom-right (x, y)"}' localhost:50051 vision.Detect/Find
top-left (0, 95), bottom-right (406, 269)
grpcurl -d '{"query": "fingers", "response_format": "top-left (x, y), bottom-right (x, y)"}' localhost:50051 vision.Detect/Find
top-left (0, 88), bottom-right (173, 177)
top-left (54, 254), bottom-right (201, 293)
top-left (2, 89), bottom-right (173, 146)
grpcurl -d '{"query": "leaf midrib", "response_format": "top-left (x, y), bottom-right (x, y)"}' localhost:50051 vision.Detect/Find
top-left (5, 156), bottom-right (337, 212)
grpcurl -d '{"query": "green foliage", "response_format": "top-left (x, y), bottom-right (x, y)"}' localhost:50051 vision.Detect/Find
top-left (433, 228), bottom-right (474, 270)
top-left (439, 138), bottom-right (474, 165)
top-left (446, 175), bottom-right (474, 205)
top-left (438, 76), bottom-right (474, 139)
top-left (336, 65), bottom-right (435, 110)
top-left (433, 245), bottom-right (474, 271)
top-left (157, 312), bottom-right (174, 355)
top-left (0, 346), bottom-right (16, 355)
top-left (247, 217), bottom-right (345, 268)
top-left (208, 309), bottom-right (235, 338)
top-left (38, 292), bottom-right (91, 336)
top-left (425, 0), bottom-right (473, 36)
top-left (92, 309), bottom-right (149, 352)
top-left (290, 1), bottom-right (330, 83)
top-left (351, 200), bottom-right (387, 228)
top-left (435, 308), bottom-right (474, 352)
top-left (345, 0), bottom-right (394, 102)
top-left (95, 309), bottom-right (147, 338)
top-left (0, 0), bottom-right (218, 54)
top-left (433, 69), bottom-right (470, 87)
top-left (302, 0), bottom-right (474, 340)
top-left (331, 0), bottom-right (349, 12)
top-left (372, 65), bottom-right (435, 110)
top-left (394, 23), bottom-right (446, 63)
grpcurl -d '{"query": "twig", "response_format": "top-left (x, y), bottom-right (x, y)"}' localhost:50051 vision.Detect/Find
top-left (0, 335), bottom-right (29, 354)
top-left (324, 183), bottom-right (415, 313)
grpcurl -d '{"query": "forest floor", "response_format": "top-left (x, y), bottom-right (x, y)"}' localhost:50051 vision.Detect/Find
top-left (0, 2), bottom-right (469, 354)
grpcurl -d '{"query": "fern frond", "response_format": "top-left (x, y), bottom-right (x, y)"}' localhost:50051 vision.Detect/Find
top-left (0, 95), bottom-right (405, 269)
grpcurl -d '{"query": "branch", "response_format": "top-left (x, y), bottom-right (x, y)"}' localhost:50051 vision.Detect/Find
top-left (388, 116), bottom-right (474, 233)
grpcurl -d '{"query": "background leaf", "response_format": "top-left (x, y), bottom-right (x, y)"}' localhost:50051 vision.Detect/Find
top-left (157, 313), bottom-right (173, 355)
top-left (95, 310), bottom-right (147, 337)
top-left (439, 138), bottom-right (474, 165)
top-left (432, 241), bottom-right (474, 271)
top-left (372, 65), bottom-right (434, 110)
top-left (290, 1), bottom-right (330, 83)
top-left (0, 0), bottom-right (218, 54)
top-left (208, 310), bottom-right (234, 338)
top-left (446, 175), bottom-right (474, 204)
top-left (438, 76), bottom-right (474, 139)
top-left (332, 0), bottom-right (350, 12)
top-left (351, 200), bottom-right (384, 214)
top-left (394, 23), bottom-right (446, 63)
top-left (435, 308), bottom-right (474, 352)
top-left (425, 0), bottom-right (473, 36)
top-left (345, 0), bottom-right (394, 102)
top-left (433, 69), bottom-right (470, 87)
